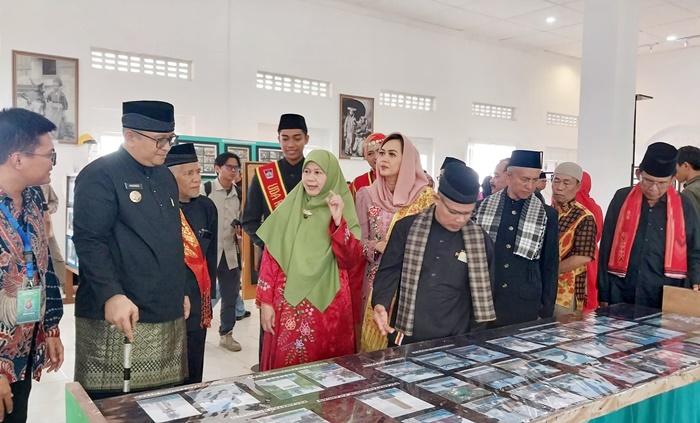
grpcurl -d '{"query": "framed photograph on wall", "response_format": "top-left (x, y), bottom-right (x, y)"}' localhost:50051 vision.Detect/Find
top-left (190, 141), bottom-right (219, 177)
top-left (226, 144), bottom-right (252, 163)
top-left (257, 147), bottom-right (284, 163)
top-left (66, 236), bottom-right (77, 267)
top-left (13, 50), bottom-right (79, 144)
top-left (339, 94), bottom-right (374, 159)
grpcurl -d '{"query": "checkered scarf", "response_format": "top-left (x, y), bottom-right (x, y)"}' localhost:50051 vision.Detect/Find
top-left (476, 190), bottom-right (548, 260)
top-left (395, 205), bottom-right (496, 336)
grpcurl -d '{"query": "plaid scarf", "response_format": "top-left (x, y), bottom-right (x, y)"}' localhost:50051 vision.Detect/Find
top-left (395, 206), bottom-right (496, 336)
top-left (476, 190), bottom-right (548, 260)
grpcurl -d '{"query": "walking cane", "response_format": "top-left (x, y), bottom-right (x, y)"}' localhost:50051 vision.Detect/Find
top-left (123, 336), bottom-right (132, 393)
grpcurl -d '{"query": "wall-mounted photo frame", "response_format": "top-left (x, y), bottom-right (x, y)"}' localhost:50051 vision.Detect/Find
top-left (339, 94), bottom-right (374, 159)
top-left (257, 147), bottom-right (284, 163)
top-left (66, 236), bottom-right (78, 267)
top-left (189, 141), bottom-right (219, 177)
top-left (226, 144), bottom-right (252, 163)
top-left (13, 50), bottom-right (79, 144)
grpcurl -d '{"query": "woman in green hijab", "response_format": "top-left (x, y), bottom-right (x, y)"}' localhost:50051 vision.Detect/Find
top-left (256, 150), bottom-right (363, 371)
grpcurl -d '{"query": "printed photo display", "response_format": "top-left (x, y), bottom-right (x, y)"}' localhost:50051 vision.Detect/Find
top-left (417, 377), bottom-right (492, 403)
top-left (357, 388), bottom-right (433, 418)
top-left (299, 362), bottom-right (365, 388)
top-left (375, 361), bottom-right (442, 383)
top-left (254, 373), bottom-right (323, 400)
top-left (411, 351), bottom-right (475, 371)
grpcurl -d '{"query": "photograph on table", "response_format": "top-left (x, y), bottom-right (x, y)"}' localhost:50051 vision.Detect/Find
top-left (533, 348), bottom-right (598, 367)
top-left (457, 366), bottom-right (527, 390)
top-left (404, 409), bottom-right (476, 423)
top-left (631, 324), bottom-right (685, 340)
top-left (464, 395), bottom-right (545, 423)
top-left (541, 326), bottom-right (595, 341)
top-left (254, 373), bottom-right (323, 400)
top-left (587, 316), bottom-right (638, 329)
top-left (493, 358), bottom-right (561, 380)
top-left (661, 341), bottom-right (700, 359)
top-left (596, 335), bottom-right (643, 352)
top-left (513, 330), bottom-right (569, 346)
top-left (339, 94), bottom-right (374, 159)
top-left (65, 236), bottom-right (77, 267)
top-left (547, 372), bottom-right (618, 399)
top-left (411, 351), bottom-right (474, 371)
top-left (375, 361), bottom-right (442, 383)
top-left (487, 336), bottom-right (546, 353)
top-left (185, 382), bottom-right (259, 414)
top-left (587, 362), bottom-right (655, 385)
top-left (298, 362), bottom-right (365, 388)
top-left (509, 382), bottom-right (587, 410)
top-left (563, 321), bottom-right (616, 334)
top-left (66, 208), bottom-right (74, 236)
top-left (417, 376), bottom-right (491, 404)
top-left (614, 348), bottom-right (700, 375)
top-left (446, 345), bottom-right (508, 363)
top-left (356, 388), bottom-right (433, 418)
top-left (190, 141), bottom-right (219, 178)
top-left (642, 313), bottom-right (700, 332)
top-left (225, 144), bottom-right (252, 163)
top-left (136, 394), bottom-right (201, 423)
top-left (13, 50), bottom-right (79, 143)
top-left (255, 408), bottom-right (329, 423)
top-left (257, 146), bottom-right (284, 163)
top-left (606, 329), bottom-right (664, 346)
top-left (559, 338), bottom-right (621, 358)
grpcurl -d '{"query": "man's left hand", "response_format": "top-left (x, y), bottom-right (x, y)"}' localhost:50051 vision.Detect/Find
top-left (184, 296), bottom-right (191, 319)
top-left (45, 337), bottom-right (64, 373)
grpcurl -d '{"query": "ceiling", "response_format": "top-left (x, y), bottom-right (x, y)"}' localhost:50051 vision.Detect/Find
top-left (304, 0), bottom-right (700, 58)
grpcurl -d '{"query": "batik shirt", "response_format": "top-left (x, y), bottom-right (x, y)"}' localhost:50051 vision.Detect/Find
top-left (0, 187), bottom-right (62, 383)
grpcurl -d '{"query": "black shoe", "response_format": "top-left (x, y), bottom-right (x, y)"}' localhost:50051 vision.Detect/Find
top-left (236, 310), bottom-right (252, 321)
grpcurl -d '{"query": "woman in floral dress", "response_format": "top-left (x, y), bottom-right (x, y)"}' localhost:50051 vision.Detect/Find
top-left (256, 150), bottom-right (363, 371)
top-left (355, 133), bottom-right (434, 352)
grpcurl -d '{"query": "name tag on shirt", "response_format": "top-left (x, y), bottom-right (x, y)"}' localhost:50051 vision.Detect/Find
top-left (17, 287), bottom-right (42, 324)
top-left (124, 183), bottom-right (143, 190)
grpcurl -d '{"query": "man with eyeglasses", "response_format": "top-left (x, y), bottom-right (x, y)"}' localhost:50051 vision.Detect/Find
top-left (0, 108), bottom-right (64, 423)
top-left (550, 162), bottom-right (597, 315)
top-left (200, 152), bottom-right (243, 352)
top-left (73, 101), bottom-right (189, 399)
top-left (598, 142), bottom-right (700, 309)
top-left (475, 150), bottom-right (559, 328)
top-left (372, 163), bottom-right (497, 345)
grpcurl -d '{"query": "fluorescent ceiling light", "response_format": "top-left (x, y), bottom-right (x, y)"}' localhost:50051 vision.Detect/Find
top-left (546, 16), bottom-right (556, 23)
top-left (666, 35), bottom-right (678, 41)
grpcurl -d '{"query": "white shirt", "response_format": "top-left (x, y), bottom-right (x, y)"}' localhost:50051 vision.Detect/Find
top-left (200, 178), bottom-right (240, 269)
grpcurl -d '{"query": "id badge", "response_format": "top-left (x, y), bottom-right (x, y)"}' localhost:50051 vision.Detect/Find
top-left (17, 287), bottom-right (42, 324)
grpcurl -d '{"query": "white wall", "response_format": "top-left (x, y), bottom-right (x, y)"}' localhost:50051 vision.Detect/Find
top-left (1, 0), bottom-right (583, 248)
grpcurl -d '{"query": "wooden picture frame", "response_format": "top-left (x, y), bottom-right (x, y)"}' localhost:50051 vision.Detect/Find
top-left (189, 141), bottom-right (219, 177)
top-left (257, 146), bottom-right (284, 163)
top-left (13, 50), bottom-right (79, 144)
top-left (225, 144), bottom-right (252, 163)
top-left (240, 162), bottom-right (267, 301)
top-left (339, 93), bottom-right (374, 159)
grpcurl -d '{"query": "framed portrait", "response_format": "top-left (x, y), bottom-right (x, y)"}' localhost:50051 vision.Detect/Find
top-left (190, 141), bottom-right (219, 177)
top-left (241, 161), bottom-right (267, 300)
top-left (257, 147), bottom-right (283, 163)
top-left (13, 50), bottom-right (79, 144)
top-left (226, 144), bottom-right (252, 163)
top-left (339, 94), bottom-right (374, 159)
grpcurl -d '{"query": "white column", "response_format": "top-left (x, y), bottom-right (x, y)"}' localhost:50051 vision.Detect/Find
top-left (577, 0), bottom-right (640, 210)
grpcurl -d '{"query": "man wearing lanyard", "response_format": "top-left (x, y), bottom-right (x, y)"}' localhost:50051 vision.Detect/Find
top-left (0, 108), bottom-right (64, 423)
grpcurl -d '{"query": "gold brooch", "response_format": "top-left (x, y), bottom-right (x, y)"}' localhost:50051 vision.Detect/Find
top-left (129, 191), bottom-right (142, 203)
top-left (302, 209), bottom-right (313, 219)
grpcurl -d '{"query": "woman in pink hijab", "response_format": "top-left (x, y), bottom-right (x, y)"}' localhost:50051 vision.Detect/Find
top-left (355, 133), bottom-right (434, 351)
top-left (575, 172), bottom-right (604, 310)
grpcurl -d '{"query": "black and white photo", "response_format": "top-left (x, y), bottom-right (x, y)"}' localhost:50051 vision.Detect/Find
top-left (339, 94), bottom-right (374, 159)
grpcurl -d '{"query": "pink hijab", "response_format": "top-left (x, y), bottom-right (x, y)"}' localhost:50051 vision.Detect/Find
top-left (369, 132), bottom-right (429, 213)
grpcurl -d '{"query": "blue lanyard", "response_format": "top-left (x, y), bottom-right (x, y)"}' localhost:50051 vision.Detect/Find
top-left (0, 202), bottom-right (35, 284)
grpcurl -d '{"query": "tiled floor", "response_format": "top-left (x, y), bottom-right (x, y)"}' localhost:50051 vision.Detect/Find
top-left (28, 300), bottom-right (260, 422)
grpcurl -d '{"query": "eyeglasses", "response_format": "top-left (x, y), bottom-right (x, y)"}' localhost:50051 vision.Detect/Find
top-left (639, 177), bottom-right (672, 190)
top-left (22, 150), bottom-right (57, 166)
top-left (222, 164), bottom-right (241, 172)
top-left (131, 130), bottom-right (178, 149)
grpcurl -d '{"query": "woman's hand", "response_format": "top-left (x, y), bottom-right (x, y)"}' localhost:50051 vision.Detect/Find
top-left (326, 190), bottom-right (344, 227)
top-left (261, 303), bottom-right (276, 335)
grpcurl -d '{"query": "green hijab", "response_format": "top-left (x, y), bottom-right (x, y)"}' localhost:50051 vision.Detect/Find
top-left (257, 150), bottom-right (361, 312)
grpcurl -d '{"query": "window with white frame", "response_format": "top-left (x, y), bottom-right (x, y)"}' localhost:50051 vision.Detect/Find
top-left (547, 112), bottom-right (578, 127)
top-left (379, 91), bottom-right (434, 111)
top-left (100, 134), bottom-right (123, 156)
top-left (467, 143), bottom-right (516, 182)
top-left (472, 103), bottom-right (516, 120)
top-left (256, 71), bottom-right (329, 98)
top-left (91, 48), bottom-right (191, 80)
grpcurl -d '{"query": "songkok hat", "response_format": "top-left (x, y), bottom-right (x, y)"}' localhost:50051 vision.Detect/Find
top-left (440, 156), bottom-right (466, 170)
top-left (122, 100), bottom-right (175, 133)
top-left (539, 171), bottom-right (547, 179)
top-left (509, 150), bottom-right (543, 169)
top-left (165, 143), bottom-right (198, 167)
top-left (438, 163), bottom-right (480, 204)
top-left (553, 162), bottom-right (583, 181)
top-left (278, 113), bottom-right (308, 133)
top-left (640, 142), bottom-right (678, 178)
top-left (363, 133), bottom-right (386, 154)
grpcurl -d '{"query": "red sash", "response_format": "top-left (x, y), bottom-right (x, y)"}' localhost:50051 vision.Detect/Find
top-left (180, 210), bottom-right (212, 328)
top-left (350, 170), bottom-right (375, 198)
top-left (608, 185), bottom-right (687, 279)
top-left (256, 162), bottom-right (288, 212)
